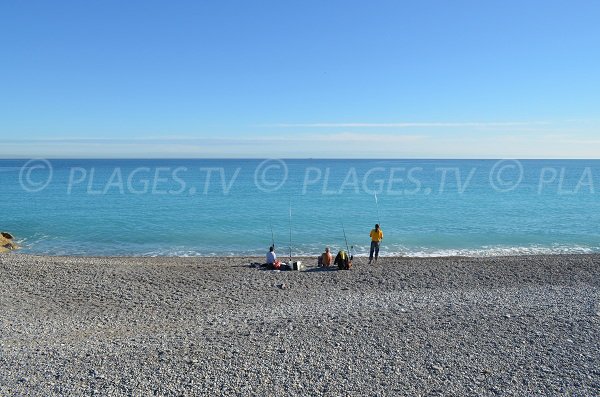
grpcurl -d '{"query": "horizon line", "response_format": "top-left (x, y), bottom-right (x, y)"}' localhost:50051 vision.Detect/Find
top-left (2, 156), bottom-right (600, 161)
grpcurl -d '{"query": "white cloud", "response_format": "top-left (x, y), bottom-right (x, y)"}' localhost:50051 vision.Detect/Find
top-left (267, 121), bottom-right (550, 128)
top-left (2, 128), bottom-right (599, 158)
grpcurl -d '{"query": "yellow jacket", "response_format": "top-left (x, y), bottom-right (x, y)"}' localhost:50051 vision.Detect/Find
top-left (370, 228), bottom-right (383, 242)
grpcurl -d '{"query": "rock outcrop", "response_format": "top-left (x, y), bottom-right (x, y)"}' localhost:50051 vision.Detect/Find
top-left (0, 232), bottom-right (19, 253)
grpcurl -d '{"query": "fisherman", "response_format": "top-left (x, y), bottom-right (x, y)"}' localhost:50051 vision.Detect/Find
top-left (369, 224), bottom-right (383, 264)
top-left (319, 247), bottom-right (333, 267)
top-left (266, 245), bottom-right (277, 266)
top-left (265, 245), bottom-right (282, 270)
top-left (335, 250), bottom-right (352, 270)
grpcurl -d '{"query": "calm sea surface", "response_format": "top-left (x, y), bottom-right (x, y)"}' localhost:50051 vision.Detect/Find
top-left (1, 159), bottom-right (599, 257)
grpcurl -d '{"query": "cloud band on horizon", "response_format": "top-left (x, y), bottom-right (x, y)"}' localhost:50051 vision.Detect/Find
top-left (266, 121), bottom-right (551, 128)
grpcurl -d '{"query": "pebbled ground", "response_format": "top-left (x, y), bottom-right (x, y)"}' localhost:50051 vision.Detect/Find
top-left (0, 254), bottom-right (599, 396)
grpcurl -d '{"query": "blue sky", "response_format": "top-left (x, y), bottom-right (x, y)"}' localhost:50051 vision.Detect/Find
top-left (1, 0), bottom-right (599, 158)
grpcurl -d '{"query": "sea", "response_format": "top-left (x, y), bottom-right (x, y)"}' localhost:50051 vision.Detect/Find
top-left (1, 159), bottom-right (599, 257)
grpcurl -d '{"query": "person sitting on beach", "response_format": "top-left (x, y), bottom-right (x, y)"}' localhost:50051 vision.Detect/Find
top-left (266, 246), bottom-right (276, 265)
top-left (335, 250), bottom-right (352, 270)
top-left (369, 224), bottom-right (383, 264)
top-left (319, 247), bottom-right (333, 267)
top-left (266, 246), bottom-right (281, 269)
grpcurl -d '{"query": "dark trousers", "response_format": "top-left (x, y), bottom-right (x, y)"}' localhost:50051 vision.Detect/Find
top-left (369, 241), bottom-right (380, 261)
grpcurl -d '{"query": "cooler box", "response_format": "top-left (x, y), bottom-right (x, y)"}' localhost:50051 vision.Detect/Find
top-left (292, 261), bottom-right (304, 271)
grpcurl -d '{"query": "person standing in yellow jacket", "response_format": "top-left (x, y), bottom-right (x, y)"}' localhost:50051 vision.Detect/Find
top-left (369, 224), bottom-right (383, 264)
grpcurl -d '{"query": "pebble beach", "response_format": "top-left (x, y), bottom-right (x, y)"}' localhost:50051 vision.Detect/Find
top-left (1, 253), bottom-right (599, 396)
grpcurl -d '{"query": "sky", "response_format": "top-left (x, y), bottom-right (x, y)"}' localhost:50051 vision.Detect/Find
top-left (1, 0), bottom-right (599, 158)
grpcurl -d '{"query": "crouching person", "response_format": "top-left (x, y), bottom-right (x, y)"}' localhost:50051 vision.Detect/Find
top-left (335, 250), bottom-right (352, 270)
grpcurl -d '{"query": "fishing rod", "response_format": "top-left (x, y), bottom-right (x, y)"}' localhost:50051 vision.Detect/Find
top-left (341, 221), bottom-right (351, 254)
top-left (350, 244), bottom-right (364, 265)
top-left (342, 222), bottom-right (364, 265)
top-left (288, 197), bottom-right (292, 262)
top-left (270, 221), bottom-right (275, 249)
top-left (342, 222), bottom-right (365, 266)
top-left (374, 192), bottom-right (381, 226)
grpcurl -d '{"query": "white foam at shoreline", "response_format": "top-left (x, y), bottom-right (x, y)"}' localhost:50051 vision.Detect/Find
top-left (17, 240), bottom-right (600, 258)
top-left (70, 246), bottom-right (600, 258)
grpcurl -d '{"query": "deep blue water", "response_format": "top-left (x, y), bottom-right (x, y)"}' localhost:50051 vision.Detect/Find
top-left (1, 159), bottom-right (599, 257)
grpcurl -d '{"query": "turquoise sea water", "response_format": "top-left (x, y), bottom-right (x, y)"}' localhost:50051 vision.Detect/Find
top-left (1, 159), bottom-right (599, 257)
